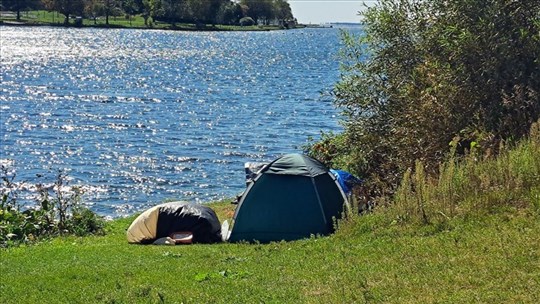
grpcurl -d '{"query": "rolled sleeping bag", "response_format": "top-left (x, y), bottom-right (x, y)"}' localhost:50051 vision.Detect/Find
top-left (127, 201), bottom-right (222, 244)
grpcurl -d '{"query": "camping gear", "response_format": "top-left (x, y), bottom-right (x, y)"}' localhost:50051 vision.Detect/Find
top-left (330, 169), bottom-right (362, 195)
top-left (233, 162), bottom-right (269, 204)
top-left (127, 201), bottom-right (222, 244)
top-left (228, 153), bottom-right (348, 243)
top-left (170, 232), bottom-right (194, 244)
top-left (244, 162), bottom-right (267, 186)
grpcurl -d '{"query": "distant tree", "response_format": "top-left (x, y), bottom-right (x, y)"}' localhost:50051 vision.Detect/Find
top-left (3, 0), bottom-right (40, 20)
top-left (239, 16), bottom-right (254, 26)
top-left (186, 0), bottom-right (224, 24)
top-left (238, 3), bottom-right (249, 18)
top-left (102, 0), bottom-right (122, 25)
top-left (273, 0), bottom-right (293, 26)
top-left (123, 0), bottom-right (138, 26)
top-left (42, 0), bottom-right (85, 24)
top-left (140, 0), bottom-right (152, 26)
top-left (148, 0), bottom-right (164, 21)
top-left (152, 0), bottom-right (191, 26)
top-left (240, 0), bottom-right (274, 25)
top-left (186, 0), bottom-right (210, 24)
top-left (132, 0), bottom-right (145, 14)
top-left (84, 0), bottom-right (105, 24)
top-left (216, 1), bottom-right (244, 25)
top-left (209, 0), bottom-right (228, 24)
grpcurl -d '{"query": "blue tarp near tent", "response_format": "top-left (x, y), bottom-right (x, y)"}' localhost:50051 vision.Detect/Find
top-left (330, 169), bottom-right (361, 194)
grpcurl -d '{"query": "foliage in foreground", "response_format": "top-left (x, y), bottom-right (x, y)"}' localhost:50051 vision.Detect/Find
top-left (0, 169), bottom-right (105, 247)
top-left (308, 0), bottom-right (540, 196)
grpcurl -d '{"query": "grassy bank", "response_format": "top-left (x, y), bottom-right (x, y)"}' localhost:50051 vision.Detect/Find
top-left (0, 11), bottom-right (290, 31)
top-left (1, 133), bottom-right (539, 303)
top-left (1, 205), bottom-right (538, 303)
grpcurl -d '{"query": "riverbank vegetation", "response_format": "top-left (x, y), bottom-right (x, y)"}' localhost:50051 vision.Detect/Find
top-left (0, 169), bottom-right (105, 247)
top-left (1, 132), bottom-right (539, 302)
top-left (0, 0), bottom-right (298, 30)
top-left (2, 125), bottom-right (538, 302)
top-left (307, 0), bottom-right (540, 201)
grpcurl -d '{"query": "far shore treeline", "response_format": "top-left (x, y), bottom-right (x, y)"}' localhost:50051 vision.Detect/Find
top-left (1, 0), bottom-right (296, 28)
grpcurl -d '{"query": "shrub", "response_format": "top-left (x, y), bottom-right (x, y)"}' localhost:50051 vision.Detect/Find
top-left (319, 0), bottom-right (540, 194)
top-left (0, 168), bottom-right (105, 247)
top-left (239, 16), bottom-right (255, 26)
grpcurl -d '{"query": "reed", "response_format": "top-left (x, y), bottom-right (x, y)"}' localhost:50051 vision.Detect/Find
top-left (390, 120), bottom-right (540, 225)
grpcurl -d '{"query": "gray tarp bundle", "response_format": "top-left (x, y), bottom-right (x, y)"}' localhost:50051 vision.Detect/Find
top-left (127, 201), bottom-right (222, 244)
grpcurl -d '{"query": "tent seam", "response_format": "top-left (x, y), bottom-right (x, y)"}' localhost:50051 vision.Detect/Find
top-left (310, 176), bottom-right (327, 227)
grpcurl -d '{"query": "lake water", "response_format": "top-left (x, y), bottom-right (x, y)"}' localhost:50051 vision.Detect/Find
top-left (0, 26), bottom-right (356, 217)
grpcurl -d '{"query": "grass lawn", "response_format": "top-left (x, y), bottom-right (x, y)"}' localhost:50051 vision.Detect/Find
top-left (1, 200), bottom-right (539, 303)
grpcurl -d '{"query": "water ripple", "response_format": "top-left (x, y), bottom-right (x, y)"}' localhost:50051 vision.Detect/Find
top-left (0, 26), bottom-right (361, 217)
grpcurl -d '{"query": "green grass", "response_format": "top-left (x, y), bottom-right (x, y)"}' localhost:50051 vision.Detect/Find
top-left (1, 201), bottom-right (539, 303)
top-left (0, 11), bottom-right (285, 31)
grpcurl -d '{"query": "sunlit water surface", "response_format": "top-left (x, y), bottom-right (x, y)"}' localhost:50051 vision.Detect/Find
top-left (1, 26), bottom-right (357, 217)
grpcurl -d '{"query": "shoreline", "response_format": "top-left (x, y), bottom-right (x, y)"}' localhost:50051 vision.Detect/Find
top-left (0, 19), bottom-right (309, 32)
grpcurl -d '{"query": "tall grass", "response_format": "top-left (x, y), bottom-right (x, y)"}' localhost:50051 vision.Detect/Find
top-left (390, 119), bottom-right (540, 225)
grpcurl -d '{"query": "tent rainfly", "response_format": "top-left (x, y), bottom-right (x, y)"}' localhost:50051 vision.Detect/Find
top-left (227, 153), bottom-right (348, 243)
top-left (127, 201), bottom-right (222, 244)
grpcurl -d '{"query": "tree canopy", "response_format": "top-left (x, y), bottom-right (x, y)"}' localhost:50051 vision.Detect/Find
top-left (2, 0), bottom-right (42, 20)
top-left (6, 0), bottom-right (295, 26)
top-left (42, 0), bottom-right (85, 24)
top-left (309, 0), bottom-right (540, 194)
top-left (240, 0), bottom-right (293, 25)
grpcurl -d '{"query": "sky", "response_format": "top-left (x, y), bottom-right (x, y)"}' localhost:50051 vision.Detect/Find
top-left (288, 0), bottom-right (379, 24)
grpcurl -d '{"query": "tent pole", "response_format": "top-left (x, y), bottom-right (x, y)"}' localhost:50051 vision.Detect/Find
top-left (310, 177), bottom-right (327, 226)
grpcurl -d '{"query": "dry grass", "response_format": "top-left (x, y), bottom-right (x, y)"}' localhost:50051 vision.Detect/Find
top-left (391, 120), bottom-right (540, 225)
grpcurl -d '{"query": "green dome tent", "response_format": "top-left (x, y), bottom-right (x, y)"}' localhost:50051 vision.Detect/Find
top-left (228, 154), bottom-right (348, 243)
